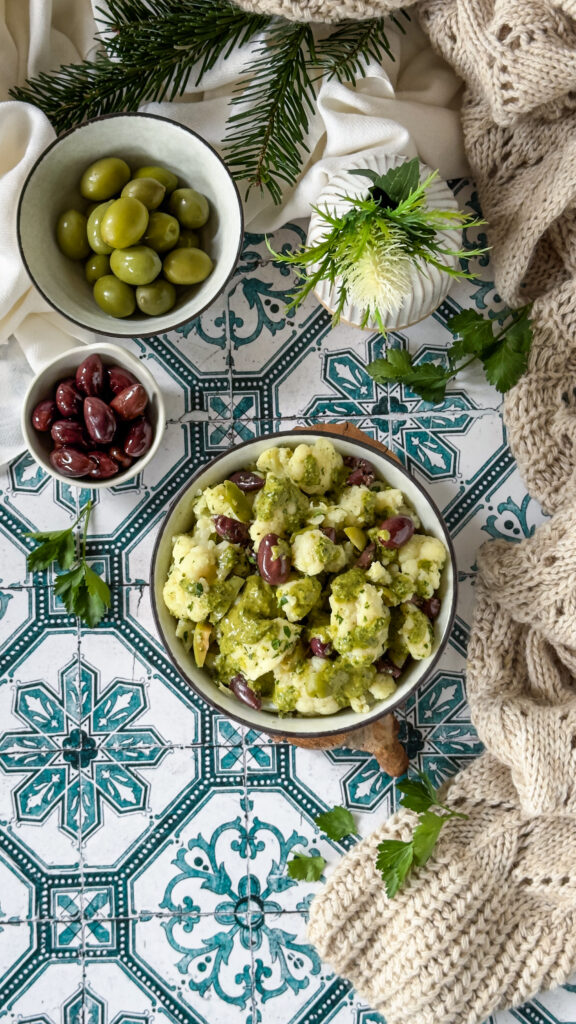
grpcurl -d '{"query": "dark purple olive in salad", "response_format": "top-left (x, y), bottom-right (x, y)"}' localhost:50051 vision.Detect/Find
top-left (343, 455), bottom-right (375, 487)
top-left (411, 594), bottom-right (441, 620)
top-left (309, 637), bottom-right (333, 659)
top-left (355, 541), bottom-right (376, 569)
top-left (257, 533), bottom-right (291, 585)
top-left (228, 470), bottom-right (265, 492)
top-left (373, 655), bottom-right (403, 679)
top-left (230, 673), bottom-right (262, 710)
top-left (377, 515), bottom-right (414, 550)
top-left (320, 526), bottom-right (337, 543)
top-left (212, 515), bottom-right (251, 545)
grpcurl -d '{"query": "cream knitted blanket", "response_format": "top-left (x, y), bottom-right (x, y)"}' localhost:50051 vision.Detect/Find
top-left (232, 0), bottom-right (576, 1019)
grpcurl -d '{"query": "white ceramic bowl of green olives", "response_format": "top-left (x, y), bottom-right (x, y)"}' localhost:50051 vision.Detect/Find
top-left (17, 113), bottom-right (243, 337)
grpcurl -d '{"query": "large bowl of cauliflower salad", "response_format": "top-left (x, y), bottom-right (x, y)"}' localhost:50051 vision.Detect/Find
top-left (151, 431), bottom-right (456, 737)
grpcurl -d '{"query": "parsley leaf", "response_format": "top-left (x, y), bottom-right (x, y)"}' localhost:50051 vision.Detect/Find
top-left (25, 529), bottom-right (76, 571)
top-left (315, 805), bottom-right (356, 841)
top-left (26, 501), bottom-right (110, 628)
top-left (397, 773), bottom-right (437, 814)
top-left (375, 771), bottom-right (469, 898)
top-left (287, 852), bottom-right (326, 881)
top-left (375, 839), bottom-right (414, 898)
top-left (367, 353), bottom-right (451, 404)
top-left (367, 303), bottom-right (533, 405)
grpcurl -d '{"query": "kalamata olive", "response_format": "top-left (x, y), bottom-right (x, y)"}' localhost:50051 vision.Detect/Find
top-left (110, 383), bottom-right (148, 421)
top-left (227, 470), bottom-right (265, 492)
top-left (374, 655), bottom-right (403, 679)
top-left (76, 354), bottom-right (104, 396)
top-left (343, 455), bottom-right (375, 487)
top-left (124, 416), bottom-right (153, 457)
top-left (84, 397), bottom-right (116, 444)
top-left (411, 594), bottom-right (442, 620)
top-left (32, 399), bottom-right (57, 432)
top-left (257, 533), bottom-right (291, 586)
top-left (108, 365), bottom-right (138, 395)
top-left (212, 515), bottom-right (251, 545)
top-left (320, 526), bottom-right (337, 543)
top-left (108, 445), bottom-right (133, 469)
top-left (355, 541), bottom-right (376, 568)
top-left (230, 673), bottom-right (262, 710)
top-left (309, 637), bottom-right (333, 659)
top-left (50, 447), bottom-right (93, 478)
top-left (55, 378), bottom-right (83, 418)
top-left (51, 420), bottom-right (87, 448)
top-left (88, 451), bottom-right (119, 479)
top-left (377, 515), bottom-right (415, 549)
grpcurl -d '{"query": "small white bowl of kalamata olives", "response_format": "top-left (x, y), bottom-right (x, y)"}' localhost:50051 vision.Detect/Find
top-left (21, 343), bottom-right (165, 487)
top-left (17, 112), bottom-right (243, 337)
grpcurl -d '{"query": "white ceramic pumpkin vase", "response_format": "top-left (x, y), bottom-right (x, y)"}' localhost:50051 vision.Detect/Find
top-left (307, 152), bottom-right (462, 332)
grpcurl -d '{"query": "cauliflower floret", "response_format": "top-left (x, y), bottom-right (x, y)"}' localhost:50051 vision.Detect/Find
top-left (329, 570), bottom-right (390, 665)
top-left (223, 618), bottom-right (301, 681)
top-left (163, 573), bottom-right (211, 621)
top-left (369, 672), bottom-right (397, 700)
top-left (312, 502), bottom-right (348, 529)
top-left (396, 604), bottom-right (435, 660)
top-left (336, 486), bottom-right (377, 528)
top-left (192, 515), bottom-right (217, 546)
top-left (256, 446), bottom-right (292, 476)
top-left (202, 480), bottom-right (251, 522)
top-left (283, 438), bottom-right (344, 495)
top-left (397, 534), bottom-right (447, 599)
top-left (252, 474), bottom-right (309, 544)
top-left (373, 488), bottom-right (421, 528)
top-left (292, 529), bottom-right (347, 576)
top-left (176, 542), bottom-right (218, 585)
top-left (366, 561), bottom-right (392, 585)
top-left (276, 576), bottom-right (323, 622)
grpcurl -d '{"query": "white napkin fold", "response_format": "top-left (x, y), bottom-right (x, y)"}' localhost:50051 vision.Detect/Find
top-left (0, 1), bottom-right (468, 466)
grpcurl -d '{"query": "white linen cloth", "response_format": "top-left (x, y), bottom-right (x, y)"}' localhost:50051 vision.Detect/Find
top-left (0, 0), bottom-right (468, 464)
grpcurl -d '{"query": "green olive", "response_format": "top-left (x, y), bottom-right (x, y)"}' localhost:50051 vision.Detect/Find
top-left (80, 157), bottom-right (131, 201)
top-left (143, 212), bottom-right (180, 253)
top-left (177, 229), bottom-right (201, 249)
top-left (56, 209), bottom-right (91, 260)
top-left (93, 275), bottom-right (136, 318)
top-left (86, 201), bottom-right (114, 255)
top-left (168, 188), bottom-right (210, 229)
top-left (85, 253), bottom-right (111, 284)
top-left (163, 247), bottom-right (213, 285)
top-left (134, 165), bottom-right (178, 194)
top-left (110, 245), bottom-right (162, 286)
top-left (100, 197), bottom-right (149, 249)
top-left (136, 279), bottom-right (177, 316)
top-left (121, 177), bottom-right (166, 210)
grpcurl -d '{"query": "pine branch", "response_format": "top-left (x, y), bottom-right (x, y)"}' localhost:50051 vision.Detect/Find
top-left (10, 0), bottom-right (269, 135)
top-left (223, 21), bottom-right (315, 205)
top-left (313, 18), bottom-right (397, 81)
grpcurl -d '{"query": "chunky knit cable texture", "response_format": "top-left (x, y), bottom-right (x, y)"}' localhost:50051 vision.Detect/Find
top-left (309, 515), bottom-right (576, 1023)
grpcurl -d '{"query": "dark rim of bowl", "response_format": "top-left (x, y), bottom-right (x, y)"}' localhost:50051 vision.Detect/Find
top-left (150, 428), bottom-right (458, 738)
top-left (16, 111), bottom-right (244, 339)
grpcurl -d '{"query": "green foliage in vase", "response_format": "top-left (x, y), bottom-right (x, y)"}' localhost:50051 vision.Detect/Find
top-left (269, 159), bottom-right (487, 331)
top-left (9, 0), bottom-right (408, 204)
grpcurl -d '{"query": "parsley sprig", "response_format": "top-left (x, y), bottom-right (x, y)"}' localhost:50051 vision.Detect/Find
top-left (26, 500), bottom-right (110, 628)
top-left (287, 805), bottom-right (357, 880)
top-left (367, 304), bottom-right (533, 403)
top-left (376, 773), bottom-right (468, 898)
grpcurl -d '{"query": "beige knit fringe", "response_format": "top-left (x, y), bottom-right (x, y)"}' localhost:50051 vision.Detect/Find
top-left (232, 0), bottom-right (406, 20)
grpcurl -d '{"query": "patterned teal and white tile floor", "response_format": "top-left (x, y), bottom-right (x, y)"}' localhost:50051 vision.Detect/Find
top-left (1, 181), bottom-right (575, 1024)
